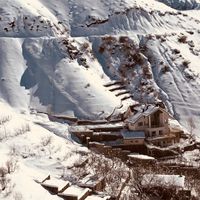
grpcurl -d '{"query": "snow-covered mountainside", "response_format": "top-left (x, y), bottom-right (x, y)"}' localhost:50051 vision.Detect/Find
top-left (1, 0), bottom-right (200, 198)
top-left (158, 0), bottom-right (200, 10)
top-left (0, 0), bottom-right (200, 130)
top-left (0, 101), bottom-right (89, 199)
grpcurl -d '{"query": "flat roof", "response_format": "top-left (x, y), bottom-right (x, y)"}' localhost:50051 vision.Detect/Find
top-left (43, 179), bottom-right (70, 191)
top-left (69, 122), bottom-right (124, 132)
top-left (128, 154), bottom-right (155, 160)
top-left (61, 185), bottom-right (90, 198)
top-left (121, 130), bottom-right (145, 139)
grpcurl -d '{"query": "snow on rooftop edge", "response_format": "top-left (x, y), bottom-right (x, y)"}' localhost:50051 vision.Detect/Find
top-left (85, 195), bottom-right (110, 200)
top-left (61, 185), bottom-right (90, 198)
top-left (128, 154), bottom-right (155, 160)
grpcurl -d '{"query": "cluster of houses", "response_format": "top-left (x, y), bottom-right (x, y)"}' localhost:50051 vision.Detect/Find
top-left (43, 103), bottom-right (191, 199)
top-left (69, 103), bottom-right (183, 158)
top-left (121, 104), bottom-right (182, 148)
top-left (38, 173), bottom-right (191, 200)
top-left (38, 174), bottom-right (110, 200)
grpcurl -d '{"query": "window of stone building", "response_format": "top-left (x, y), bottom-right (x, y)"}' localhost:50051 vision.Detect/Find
top-left (138, 122), bottom-right (143, 126)
top-left (146, 132), bottom-right (150, 137)
top-left (152, 131), bottom-right (156, 137)
top-left (162, 141), bottom-right (166, 144)
top-left (159, 130), bottom-right (163, 135)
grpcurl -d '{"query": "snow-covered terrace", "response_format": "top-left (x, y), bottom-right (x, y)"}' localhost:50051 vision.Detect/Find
top-left (58, 185), bottom-right (91, 199)
top-left (69, 122), bottom-right (125, 133)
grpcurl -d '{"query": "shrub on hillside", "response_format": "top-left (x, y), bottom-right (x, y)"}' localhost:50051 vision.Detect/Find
top-left (133, 53), bottom-right (144, 65)
top-left (99, 46), bottom-right (105, 53)
top-left (0, 116), bottom-right (11, 125)
top-left (182, 60), bottom-right (190, 68)
top-left (0, 166), bottom-right (10, 192)
top-left (5, 159), bottom-right (18, 174)
top-left (178, 35), bottom-right (187, 43)
top-left (80, 42), bottom-right (89, 51)
top-left (41, 136), bottom-right (52, 147)
top-left (161, 65), bottom-right (170, 74)
top-left (173, 49), bottom-right (180, 54)
top-left (119, 36), bottom-right (129, 43)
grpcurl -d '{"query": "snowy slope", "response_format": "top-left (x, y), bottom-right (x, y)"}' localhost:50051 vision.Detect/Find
top-left (158, 0), bottom-right (200, 10)
top-left (142, 32), bottom-right (200, 133)
top-left (0, 101), bottom-right (88, 200)
top-left (0, 0), bottom-right (200, 126)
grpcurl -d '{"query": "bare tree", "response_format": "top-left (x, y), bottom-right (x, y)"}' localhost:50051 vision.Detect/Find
top-left (66, 152), bottom-right (129, 197)
top-left (188, 117), bottom-right (196, 142)
top-left (5, 158), bottom-right (18, 174)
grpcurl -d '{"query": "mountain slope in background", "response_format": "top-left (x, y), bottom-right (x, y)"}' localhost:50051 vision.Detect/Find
top-left (0, 0), bottom-right (200, 130)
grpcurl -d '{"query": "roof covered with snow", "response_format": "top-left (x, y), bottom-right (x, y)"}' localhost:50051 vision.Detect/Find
top-left (85, 195), bottom-right (110, 200)
top-left (42, 178), bottom-right (70, 191)
top-left (61, 185), bottom-right (90, 198)
top-left (126, 105), bottom-right (169, 124)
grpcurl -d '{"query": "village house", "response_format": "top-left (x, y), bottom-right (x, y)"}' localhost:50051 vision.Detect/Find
top-left (123, 104), bottom-right (182, 147)
top-left (121, 130), bottom-right (145, 145)
top-left (58, 185), bottom-right (91, 200)
top-left (68, 103), bottom-right (183, 156)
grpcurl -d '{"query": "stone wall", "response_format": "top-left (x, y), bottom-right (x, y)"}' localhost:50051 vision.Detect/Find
top-left (147, 147), bottom-right (179, 158)
top-left (74, 131), bottom-right (122, 144)
top-left (89, 142), bottom-right (131, 160)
